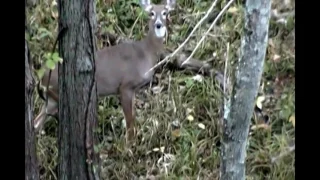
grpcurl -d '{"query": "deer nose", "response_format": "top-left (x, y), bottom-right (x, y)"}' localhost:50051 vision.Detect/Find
top-left (155, 23), bottom-right (162, 29)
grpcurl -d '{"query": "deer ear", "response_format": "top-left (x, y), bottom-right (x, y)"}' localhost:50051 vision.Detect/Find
top-left (165, 0), bottom-right (176, 11)
top-left (140, 0), bottom-right (152, 12)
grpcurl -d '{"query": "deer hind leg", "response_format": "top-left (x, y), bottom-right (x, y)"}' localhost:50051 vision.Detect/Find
top-left (34, 97), bottom-right (58, 133)
top-left (120, 86), bottom-right (136, 142)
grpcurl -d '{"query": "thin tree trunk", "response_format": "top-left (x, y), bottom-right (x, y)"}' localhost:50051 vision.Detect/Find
top-left (25, 1), bottom-right (39, 178)
top-left (220, 0), bottom-right (272, 179)
top-left (57, 0), bottom-right (100, 179)
top-left (25, 39), bottom-right (40, 180)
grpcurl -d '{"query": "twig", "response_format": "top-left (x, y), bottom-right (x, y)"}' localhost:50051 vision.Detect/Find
top-left (144, 0), bottom-right (219, 75)
top-left (181, 11), bottom-right (206, 19)
top-left (129, 11), bottom-right (143, 38)
top-left (181, 0), bottom-right (235, 66)
top-left (271, 144), bottom-right (295, 163)
top-left (223, 42), bottom-right (229, 97)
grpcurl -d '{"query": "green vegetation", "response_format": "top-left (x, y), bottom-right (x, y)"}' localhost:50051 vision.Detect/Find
top-left (26, 0), bottom-right (295, 179)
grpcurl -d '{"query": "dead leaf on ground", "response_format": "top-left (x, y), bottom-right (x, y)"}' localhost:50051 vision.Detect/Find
top-left (273, 54), bottom-right (281, 62)
top-left (227, 7), bottom-right (238, 14)
top-left (171, 129), bottom-right (181, 137)
top-left (198, 123), bottom-right (205, 130)
top-left (256, 96), bottom-right (266, 110)
top-left (251, 124), bottom-right (270, 130)
top-left (187, 115), bottom-right (194, 122)
top-left (289, 114), bottom-right (295, 127)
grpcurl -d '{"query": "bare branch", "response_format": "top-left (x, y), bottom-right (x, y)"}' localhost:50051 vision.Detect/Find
top-left (181, 0), bottom-right (235, 66)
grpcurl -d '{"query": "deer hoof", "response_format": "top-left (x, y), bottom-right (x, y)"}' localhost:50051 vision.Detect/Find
top-left (126, 127), bottom-right (136, 143)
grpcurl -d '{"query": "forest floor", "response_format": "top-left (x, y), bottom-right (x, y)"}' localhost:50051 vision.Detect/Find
top-left (26, 0), bottom-right (295, 179)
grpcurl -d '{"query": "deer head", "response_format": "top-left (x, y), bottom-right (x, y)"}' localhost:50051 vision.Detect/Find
top-left (140, 0), bottom-right (176, 39)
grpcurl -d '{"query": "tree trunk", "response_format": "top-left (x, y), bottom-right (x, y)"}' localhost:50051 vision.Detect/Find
top-left (25, 0), bottom-right (40, 178)
top-left (220, 0), bottom-right (271, 180)
top-left (25, 40), bottom-right (40, 180)
top-left (57, 0), bottom-right (100, 179)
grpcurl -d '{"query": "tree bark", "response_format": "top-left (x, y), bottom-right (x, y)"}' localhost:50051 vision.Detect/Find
top-left (57, 0), bottom-right (100, 179)
top-left (25, 39), bottom-right (40, 180)
top-left (220, 0), bottom-right (271, 180)
top-left (25, 0), bottom-right (40, 178)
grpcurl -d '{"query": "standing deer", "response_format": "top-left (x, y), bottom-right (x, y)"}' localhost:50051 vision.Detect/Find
top-left (34, 0), bottom-right (176, 141)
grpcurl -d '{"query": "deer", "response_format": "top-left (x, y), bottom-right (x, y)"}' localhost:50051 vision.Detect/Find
top-left (33, 0), bottom-right (176, 141)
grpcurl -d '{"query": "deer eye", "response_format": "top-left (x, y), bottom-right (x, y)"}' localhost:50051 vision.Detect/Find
top-left (149, 11), bottom-right (155, 17)
top-left (161, 11), bottom-right (167, 16)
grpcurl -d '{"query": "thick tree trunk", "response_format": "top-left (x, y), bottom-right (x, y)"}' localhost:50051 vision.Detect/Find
top-left (220, 0), bottom-right (271, 180)
top-left (25, 39), bottom-right (40, 180)
top-left (57, 0), bottom-right (100, 179)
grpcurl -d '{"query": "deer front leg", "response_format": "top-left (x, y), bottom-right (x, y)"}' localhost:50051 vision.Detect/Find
top-left (120, 86), bottom-right (136, 142)
top-left (34, 97), bottom-right (58, 133)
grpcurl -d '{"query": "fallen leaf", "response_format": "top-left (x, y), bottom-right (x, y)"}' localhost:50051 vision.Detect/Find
top-left (186, 108), bottom-right (193, 115)
top-left (51, 11), bottom-right (58, 19)
top-left (198, 123), bottom-right (205, 129)
top-left (251, 124), bottom-right (270, 130)
top-left (160, 146), bottom-right (165, 153)
top-left (187, 115), bottom-right (194, 122)
top-left (192, 74), bottom-right (204, 82)
top-left (256, 96), bottom-right (265, 110)
top-left (268, 39), bottom-right (275, 48)
top-left (179, 85), bottom-right (186, 91)
top-left (171, 129), bottom-right (181, 137)
top-left (289, 115), bottom-right (295, 127)
top-left (212, 52), bottom-right (217, 57)
top-left (122, 119), bottom-right (126, 128)
top-left (273, 54), bottom-right (281, 62)
top-left (151, 86), bottom-right (163, 94)
top-left (227, 6), bottom-right (238, 14)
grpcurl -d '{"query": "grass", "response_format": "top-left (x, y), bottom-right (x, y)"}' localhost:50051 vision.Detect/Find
top-left (26, 0), bottom-right (295, 179)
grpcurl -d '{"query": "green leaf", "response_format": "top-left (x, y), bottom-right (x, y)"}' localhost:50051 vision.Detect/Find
top-left (44, 53), bottom-right (52, 60)
top-left (45, 60), bottom-right (56, 70)
top-left (185, 78), bottom-right (194, 88)
top-left (25, 32), bottom-right (30, 41)
top-left (93, 145), bottom-right (99, 153)
top-left (37, 68), bottom-right (46, 79)
top-left (52, 52), bottom-right (63, 63)
top-left (38, 32), bottom-right (51, 39)
top-left (52, 52), bottom-right (59, 60)
top-left (37, 28), bottom-right (53, 39)
top-left (279, 108), bottom-right (291, 120)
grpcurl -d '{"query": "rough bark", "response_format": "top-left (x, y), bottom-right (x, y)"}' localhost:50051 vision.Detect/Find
top-left (25, 39), bottom-right (40, 180)
top-left (57, 0), bottom-right (100, 179)
top-left (220, 0), bottom-right (271, 180)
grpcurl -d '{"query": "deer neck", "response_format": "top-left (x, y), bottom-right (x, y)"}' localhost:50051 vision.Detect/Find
top-left (142, 30), bottom-right (165, 64)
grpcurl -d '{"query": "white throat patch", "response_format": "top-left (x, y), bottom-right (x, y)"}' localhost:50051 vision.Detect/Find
top-left (155, 26), bottom-right (167, 38)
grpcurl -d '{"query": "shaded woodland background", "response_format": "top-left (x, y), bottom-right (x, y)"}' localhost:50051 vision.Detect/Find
top-left (26, 0), bottom-right (295, 179)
